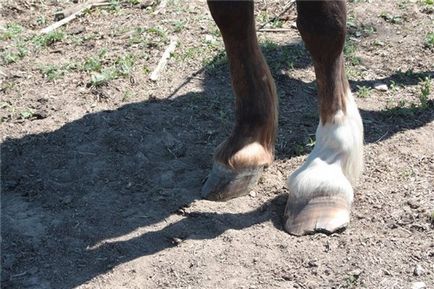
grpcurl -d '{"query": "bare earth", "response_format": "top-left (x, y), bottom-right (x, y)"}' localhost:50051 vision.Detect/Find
top-left (1, 0), bottom-right (433, 288)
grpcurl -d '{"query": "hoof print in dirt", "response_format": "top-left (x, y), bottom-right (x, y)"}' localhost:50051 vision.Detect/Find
top-left (201, 162), bottom-right (263, 201)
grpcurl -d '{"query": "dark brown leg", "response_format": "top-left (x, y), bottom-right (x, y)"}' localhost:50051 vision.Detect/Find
top-left (296, 1), bottom-right (349, 123)
top-left (284, 1), bottom-right (364, 235)
top-left (202, 1), bottom-right (278, 201)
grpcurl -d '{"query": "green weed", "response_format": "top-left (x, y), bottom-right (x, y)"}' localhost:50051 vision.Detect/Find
top-left (83, 57), bottom-right (103, 72)
top-left (122, 90), bottom-right (134, 102)
top-left (419, 77), bottom-right (431, 108)
top-left (38, 62), bottom-right (78, 81)
top-left (146, 27), bottom-right (167, 40)
top-left (389, 80), bottom-right (400, 92)
top-left (356, 85), bottom-right (372, 98)
top-left (87, 53), bottom-right (136, 87)
top-left (0, 23), bottom-right (24, 41)
top-left (1, 42), bottom-right (28, 65)
top-left (344, 38), bottom-right (361, 66)
top-left (39, 65), bottom-right (62, 81)
top-left (176, 46), bottom-right (202, 61)
top-left (379, 12), bottom-right (403, 24)
top-left (424, 32), bottom-right (434, 49)
top-left (114, 54), bottom-right (135, 76)
top-left (129, 27), bottom-right (146, 45)
top-left (32, 31), bottom-right (65, 47)
top-left (171, 20), bottom-right (186, 33)
top-left (82, 49), bottom-right (107, 72)
top-left (90, 70), bottom-right (115, 87)
top-left (36, 16), bottom-right (47, 26)
top-left (108, 0), bottom-right (121, 11)
top-left (20, 108), bottom-right (34, 120)
top-left (396, 68), bottom-right (415, 80)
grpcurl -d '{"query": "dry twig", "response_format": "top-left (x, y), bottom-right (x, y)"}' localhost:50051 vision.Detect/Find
top-left (40, 0), bottom-right (109, 34)
top-left (149, 37), bottom-right (178, 82)
top-left (152, 0), bottom-right (167, 15)
top-left (257, 0), bottom-right (296, 31)
top-left (258, 28), bottom-right (292, 32)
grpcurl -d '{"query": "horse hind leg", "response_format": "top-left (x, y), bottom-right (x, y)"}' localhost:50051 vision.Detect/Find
top-left (284, 1), bottom-right (364, 235)
top-left (202, 1), bottom-right (278, 201)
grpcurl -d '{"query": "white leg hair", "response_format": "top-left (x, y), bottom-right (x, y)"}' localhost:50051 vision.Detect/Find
top-left (285, 90), bottom-right (364, 235)
top-left (288, 90), bottom-right (363, 200)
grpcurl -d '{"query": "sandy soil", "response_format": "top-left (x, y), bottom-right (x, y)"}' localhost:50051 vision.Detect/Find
top-left (1, 0), bottom-right (433, 288)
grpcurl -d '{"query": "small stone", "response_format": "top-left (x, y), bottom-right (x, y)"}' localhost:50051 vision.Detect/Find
top-left (411, 281), bottom-right (426, 289)
top-left (171, 237), bottom-right (183, 245)
top-left (308, 260), bottom-right (318, 267)
top-left (414, 264), bottom-right (424, 276)
top-left (350, 269), bottom-right (363, 277)
top-left (69, 26), bottom-right (85, 35)
top-left (161, 131), bottom-right (186, 158)
top-left (374, 83), bottom-right (388, 91)
top-left (407, 200), bottom-right (420, 209)
top-left (32, 110), bottom-right (48, 119)
top-left (249, 191), bottom-right (257, 197)
top-left (140, 0), bottom-right (154, 9)
top-left (205, 35), bottom-right (215, 43)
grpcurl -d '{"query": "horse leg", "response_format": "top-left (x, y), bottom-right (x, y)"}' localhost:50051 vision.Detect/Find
top-left (284, 1), bottom-right (364, 235)
top-left (202, 1), bottom-right (277, 201)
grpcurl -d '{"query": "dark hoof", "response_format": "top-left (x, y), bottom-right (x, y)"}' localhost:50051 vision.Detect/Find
top-left (201, 163), bottom-right (263, 201)
top-left (284, 195), bottom-right (351, 236)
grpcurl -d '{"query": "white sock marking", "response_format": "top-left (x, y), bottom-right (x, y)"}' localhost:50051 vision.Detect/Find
top-left (288, 90), bottom-right (363, 203)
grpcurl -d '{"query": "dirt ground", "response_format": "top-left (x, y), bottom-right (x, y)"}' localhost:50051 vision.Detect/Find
top-left (1, 0), bottom-right (433, 288)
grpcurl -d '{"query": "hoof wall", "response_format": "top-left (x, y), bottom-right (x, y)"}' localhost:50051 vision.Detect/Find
top-left (201, 163), bottom-right (263, 201)
top-left (284, 195), bottom-right (351, 236)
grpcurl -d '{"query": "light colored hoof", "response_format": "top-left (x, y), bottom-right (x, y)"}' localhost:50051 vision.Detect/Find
top-left (284, 195), bottom-right (351, 236)
top-left (201, 162), bottom-right (263, 201)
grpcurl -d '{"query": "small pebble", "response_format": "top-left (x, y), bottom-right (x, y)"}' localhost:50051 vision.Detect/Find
top-left (249, 191), bottom-right (257, 197)
top-left (140, 0), bottom-right (154, 9)
top-left (414, 264), bottom-right (424, 276)
top-left (411, 281), bottom-right (426, 289)
top-left (205, 35), bottom-right (215, 43)
top-left (407, 200), bottom-right (420, 209)
top-left (350, 269), bottom-right (362, 277)
top-left (374, 83), bottom-right (388, 91)
top-left (171, 237), bottom-right (183, 245)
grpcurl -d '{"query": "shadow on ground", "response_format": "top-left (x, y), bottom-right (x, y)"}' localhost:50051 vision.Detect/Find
top-left (1, 42), bottom-right (433, 289)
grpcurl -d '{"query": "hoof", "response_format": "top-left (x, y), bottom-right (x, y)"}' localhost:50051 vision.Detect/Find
top-left (201, 162), bottom-right (263, 201)
top-left (284, 195), bottom-right (351, 236)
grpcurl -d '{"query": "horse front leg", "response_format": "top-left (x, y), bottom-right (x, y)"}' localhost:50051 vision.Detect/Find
top-left (284, 0), bottom-right (364, 235)
top-left (202, 1), bottom-right (278, 201)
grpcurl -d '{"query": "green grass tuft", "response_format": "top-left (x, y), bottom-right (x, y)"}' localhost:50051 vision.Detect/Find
top-left (32, 31), bottom-right (65, 47)
top-left (0, 23), bottom-right (24, 41)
